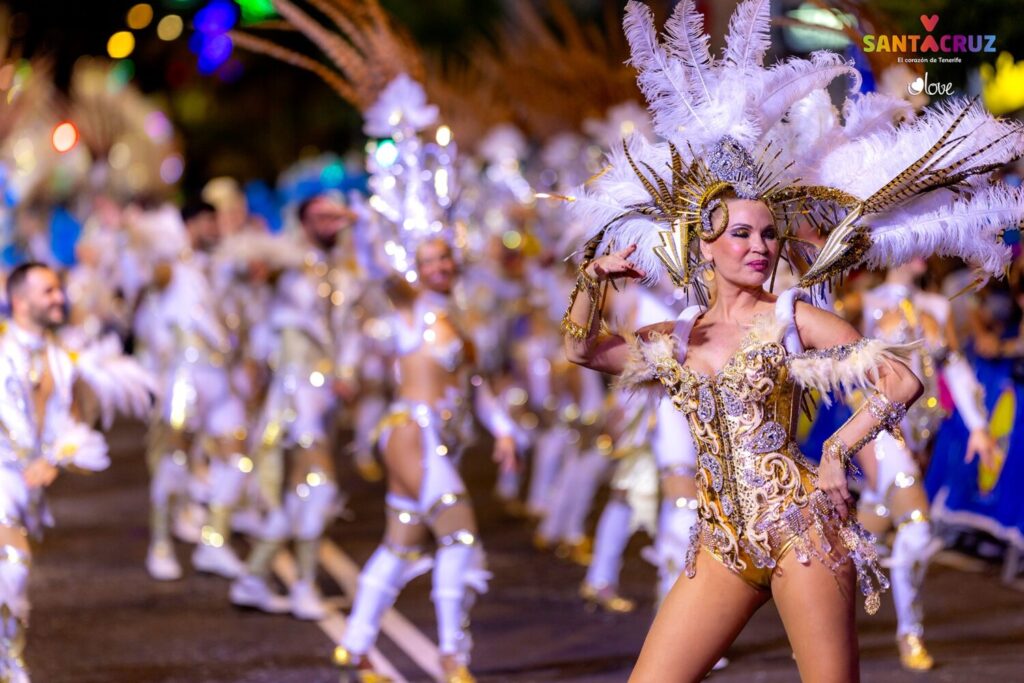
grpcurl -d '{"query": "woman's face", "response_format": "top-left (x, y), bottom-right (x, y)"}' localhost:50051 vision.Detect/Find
top-left (701, 199), bottom-right (779, 289)
top-left (416, 238), bottom-right (458, 294)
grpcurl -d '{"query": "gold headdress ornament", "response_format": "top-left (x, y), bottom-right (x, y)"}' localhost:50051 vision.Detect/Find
top-left (568, 0), bottom-right (1023, 305)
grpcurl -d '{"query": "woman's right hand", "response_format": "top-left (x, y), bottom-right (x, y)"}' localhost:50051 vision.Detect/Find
top-left (586, 244), bottom-right (646, 282)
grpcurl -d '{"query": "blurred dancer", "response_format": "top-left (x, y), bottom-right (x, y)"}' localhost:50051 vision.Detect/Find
top-left (334, 237), bottom-right (517, 683)
top-left (229, 192), bottom-right (357, 620)
top-left (0, 263), bottom-right (131, 682)
top-left (858, 259), bottom-right (1000, 671)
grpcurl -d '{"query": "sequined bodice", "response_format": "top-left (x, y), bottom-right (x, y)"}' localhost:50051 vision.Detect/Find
top-left (617, 290), bottom-right (895, 609)
top-left (655, 327), bottom-right (812, 570)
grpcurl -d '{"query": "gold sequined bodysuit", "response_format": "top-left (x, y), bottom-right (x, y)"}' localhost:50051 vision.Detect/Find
top-left (619, 290), bottom-right (892, 612)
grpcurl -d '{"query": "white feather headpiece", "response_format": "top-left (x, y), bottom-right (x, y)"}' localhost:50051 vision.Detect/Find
top-left (566, 0), bottom-right (1024, 301)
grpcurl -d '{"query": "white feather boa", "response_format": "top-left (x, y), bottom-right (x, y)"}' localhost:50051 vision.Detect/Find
top-left (786, 339), bottom-right (919, 405)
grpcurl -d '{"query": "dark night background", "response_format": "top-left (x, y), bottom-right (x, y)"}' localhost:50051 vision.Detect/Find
top-left (9, 0), bottom-right (1021, 194)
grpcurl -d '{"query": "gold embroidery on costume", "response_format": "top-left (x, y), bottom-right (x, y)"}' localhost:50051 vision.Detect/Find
top-left (623, 315), bottom-right (890, 613)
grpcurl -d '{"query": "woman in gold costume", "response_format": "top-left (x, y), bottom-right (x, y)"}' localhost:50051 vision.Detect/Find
top-left (555, 1), bottom-right (1021, 679)
top-left (565, 199), bottom-right (921, 681)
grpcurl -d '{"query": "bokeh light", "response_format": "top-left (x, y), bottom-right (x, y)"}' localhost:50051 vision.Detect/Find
top-left (194, 0), bottom-right (237, 34)
top-left (236, 0), bottom-right (277, 24)
top-left (197, 34), bottom-right (233, 74)
top-left (157, 15), bottom-right (184, 41)
top-left (51, 122), bottom-right (79, 153)
top-left (192, 0), bottom-right (238, 75)
top-left (144, 111), bottom-right (173, 143)
top-left (108, 59), bottom-right (135, 91)
top-left (108, 142), bottom-right (131, 170)
top-left (107, 31), bottom-right (135, 60)
top-left (435, 125), bottom-right (452, 147)
top-left (127, 4), bottom-right (154, 30)
top-left (160, 155), bottom-right (185, 184)
top-left (374, 139), bottom-right (399, 167)
top-left (321, 162), bottom-right (345, 186)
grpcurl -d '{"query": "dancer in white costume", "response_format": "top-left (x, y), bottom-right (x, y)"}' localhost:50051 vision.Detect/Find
top-left (0, 263), bottom-right (146, 682)
top-left (230, 193), bottom-right (356, 621)
top-left (334, 238), bottom-right (517, 683)
top-left (132, 206), bottom-right (249, 582)
top-left (856, 259), bottom-right (1000, 671)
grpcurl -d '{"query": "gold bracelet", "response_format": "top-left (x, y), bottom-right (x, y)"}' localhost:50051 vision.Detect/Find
top-left (822, 434), bottom-right (852, 471)
top-left (560, 261), bottom-right (605, 341)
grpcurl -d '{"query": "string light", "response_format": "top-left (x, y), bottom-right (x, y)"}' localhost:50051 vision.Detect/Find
top-left (126, 4), bottom-right (154, 30)
top-left (157, 15), bottom-right (184, 41)
top-left (51, 122), bottom-right (79, 153)
top-left (107, 31), bottom-right (135, 59)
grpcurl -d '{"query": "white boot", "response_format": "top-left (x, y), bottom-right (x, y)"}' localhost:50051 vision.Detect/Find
top-left (172, 502), bottom-right (205, 544)
top-left (146, 541), bottom-right (182, 581)
top-left (230, 574), bottom-right (290, 614)
top-left (192, 543), bottom-right (245, 579)
top-left (0, 545), bottom-right (30, 683)
top-left (290, 579), bottom-right (327, 621)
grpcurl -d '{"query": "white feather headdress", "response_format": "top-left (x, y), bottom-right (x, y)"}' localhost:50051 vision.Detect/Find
top-left (567, 0), bottom-right (1024, 301)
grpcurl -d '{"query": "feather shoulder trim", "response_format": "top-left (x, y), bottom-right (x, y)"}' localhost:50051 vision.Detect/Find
top-left (786, 338), bottom-right (919, 405)
top-left (613, 330), bottom-right (679, 394)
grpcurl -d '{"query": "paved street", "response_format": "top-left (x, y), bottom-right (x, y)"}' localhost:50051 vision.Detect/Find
top-left (26, 421), bottom-right (1024, 682)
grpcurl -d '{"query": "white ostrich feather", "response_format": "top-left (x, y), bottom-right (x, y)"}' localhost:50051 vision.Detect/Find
top-left (613, 331), bottom-right (678, 393)
top-left (840, 91), bottom-right (913, 139)
top-left (662, 0), bottom-right (713, 103)
top-left (722, 0), bottom-right (772, 73)
top-left (75, 334), bottom-right (158, 428)
top-left (816, 97), bottom-right (1024, 199)
top-left (787, 339), bottom-right (918, 405)
top-left (624, 1), bottom-right (709, 141)
top-left (568, 134), bottom-right (675, 283)
top-left (583, 101), bottom-right (656, 150)
top-left (754, 50), bottom-right (861, 134)
top-left (864, 184), bottom-right (1020, 276)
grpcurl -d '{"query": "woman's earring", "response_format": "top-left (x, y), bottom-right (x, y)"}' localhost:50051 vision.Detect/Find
top-left (702, 261), bottom-right (716, 282)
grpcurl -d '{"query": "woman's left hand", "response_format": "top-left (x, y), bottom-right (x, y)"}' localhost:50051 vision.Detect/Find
top-left (818, 452), bottom-right (853, 521)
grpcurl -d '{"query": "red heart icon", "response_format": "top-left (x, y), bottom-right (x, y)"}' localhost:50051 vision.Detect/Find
top-left (921, 14), bottom-right (939, 32)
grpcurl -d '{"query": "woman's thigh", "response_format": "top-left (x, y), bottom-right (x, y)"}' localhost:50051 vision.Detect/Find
top-left (772, 550), bottom-right (859, 683)
top-left (629, 549), bottom-right (769, 683)
top-left (382, 421), bottom-right (425, 500)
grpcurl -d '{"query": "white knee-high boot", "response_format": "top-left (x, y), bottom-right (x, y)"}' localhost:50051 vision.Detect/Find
top-left (0, 545), bottom-right (30, 683)
top-left (527, 427), bottom-right (567, 516)
top-left (890, 519), bottom-right (933, 638)
top-left (343, 545), bottom-right (418, 655)
top-left (536, 455), bottom-right (575, 544)
top-left (585, 497), bottom-right (633, 590)
top-left (563, 450), bottom-right (609, 542)
top-left (432, 533), bottom-right (490, 665)
top-left (650, 497), bottom-right (699, 602)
